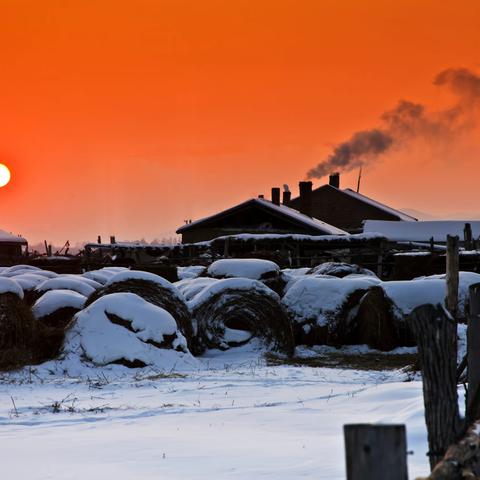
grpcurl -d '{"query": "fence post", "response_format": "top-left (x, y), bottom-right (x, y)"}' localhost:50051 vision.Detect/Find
top-left (446, 235), bottom-right (459, 318)
top-left (344, 424), bottom-right (408, 480)
top-left (467, 283), bottom-right (480, 422)
top-left (408, 304), bottom-right (460, 470)
top-left (464, 223), bottom-right (473, 251)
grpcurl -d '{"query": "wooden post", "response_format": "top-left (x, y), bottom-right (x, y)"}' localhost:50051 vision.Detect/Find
top-left (445, 235), bottom-right (459, 318)
top-left (408, 304), bottom-right (460, 470)
top-left (467, 282), bottom-right (480, 422)
top-left (464, 223), bottom-right (473, 251)
top-left (344, 424), bottom-right (408, 480)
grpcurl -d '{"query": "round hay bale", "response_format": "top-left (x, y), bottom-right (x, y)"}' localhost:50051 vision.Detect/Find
top-left (308, 262), bottom-right (377, 278)
top-left (175, 277), bottom-right (219, 302)
top-left (86, 270), bottom-right (195, 353)
top-left (65, 292), bottom-right (197, 369)
top-left (82, 270), bottom-right (111, 285)
top-left (10, 273), bottom-right (54, 305)
top-left (34, 276), bottom-right (99, 303)
top-left (190, 278), bottom-right (294, 355)
top-left (0, 290), bottom-right (65, 371)
top-left (350, 286), bottom-right (414, 351)
top-left (207, 258), bottom-right (285, 295)
top-left (282, 276), bottom-right (374, 347)
top-left (177, 265), bottom-right (207, 280)
top-left (33, 289), bottom-right (87, 328)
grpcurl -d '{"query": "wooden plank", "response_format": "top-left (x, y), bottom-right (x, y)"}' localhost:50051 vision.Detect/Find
top-left (344, 424), bottom-right (408, 480)
top-left (408, 304), bottom-right (460, 471)
top-left (467, 282), bottom-right (480, 422)
top-left (446, 235), bottom-right (459, 317)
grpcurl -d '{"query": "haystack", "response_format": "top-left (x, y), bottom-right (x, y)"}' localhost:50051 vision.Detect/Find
top-left (33, 289), bottom-right (87, 328)
top-left (190, 278), bottom-right (294, 355)
top-left (33, 276), bottom-right (99, 303)
top-left (350, 286), bottom-right (415, 351)
top-left (66, 292), bottom-right (196, 369)
top-left (86, 270), bottom-right (195, 352)
top-left (0, 286), bottom-right (65, 371)
top-left (206, 258), bottom-right (285, 295)
top-left (308, 262), bottom-right (377, 278)
top-left (282, 276), bottom-right (374, 347)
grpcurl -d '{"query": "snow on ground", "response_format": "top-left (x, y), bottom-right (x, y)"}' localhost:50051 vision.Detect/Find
top-left (0, 343), bottom-right (431, 479)
top-left (207, 258), bottom-right (280, 280)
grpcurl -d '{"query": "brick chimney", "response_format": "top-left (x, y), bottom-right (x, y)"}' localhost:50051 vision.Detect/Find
top-left (282, 189), bottom-right (291, 205)
top-left (271, 187), bottom-right (281, 206)
top-left (329, 172), bottom-right (340, 188)
top-left (299, 181), bottom-right (313, 217)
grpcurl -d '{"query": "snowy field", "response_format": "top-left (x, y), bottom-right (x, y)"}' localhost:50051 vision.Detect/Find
top-left (0, 344), bottom-right (431, 480)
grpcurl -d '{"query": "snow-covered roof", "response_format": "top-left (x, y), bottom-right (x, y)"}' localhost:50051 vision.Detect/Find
top-left (0, 229), bottom-right (27, 244)
top-left (364, 220), bottom-right (480, 242)
top-left (177, 198), bottom-right (347, 236)
top-left (341, 189), bottom-right (417, 222)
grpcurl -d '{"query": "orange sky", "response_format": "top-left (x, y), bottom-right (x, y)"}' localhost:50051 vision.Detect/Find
top-left (0, 0), bottom-right (479, 244)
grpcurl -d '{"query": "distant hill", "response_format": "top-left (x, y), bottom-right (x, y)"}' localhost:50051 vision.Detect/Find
top-left (400, 209), bottom-right (438, 221)
top-left (401, 208), bottom-right (480, 221)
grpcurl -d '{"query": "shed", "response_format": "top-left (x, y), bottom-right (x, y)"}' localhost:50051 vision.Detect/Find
top-left (176, 196), bottom-right (346, 243)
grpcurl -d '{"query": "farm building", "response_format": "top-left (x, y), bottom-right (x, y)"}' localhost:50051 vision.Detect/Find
top-left (286, 173), bottom-right (417, 232)
top-left (176, 192), bottom-right (346, 243)
top-left (364, 220), bottom-right (480, 244)
top-left (0, 229), bottom-right (28, 263)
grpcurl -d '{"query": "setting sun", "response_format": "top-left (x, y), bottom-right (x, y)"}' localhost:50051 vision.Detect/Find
top-left (0, 164), bottom-right (10, 188)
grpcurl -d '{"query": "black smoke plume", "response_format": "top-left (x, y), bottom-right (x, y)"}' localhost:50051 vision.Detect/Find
top-left (307, 68), bottom-right (480, 179)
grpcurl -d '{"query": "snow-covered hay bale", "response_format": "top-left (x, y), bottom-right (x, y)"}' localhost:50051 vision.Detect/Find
top-left (282, 276), bottom-right (374, 347)
top-left (351, 278), bottom-right (450, 350)
top-left (0, 280), bottom-right (65, 371)
top-left (351, 286), bottom-right (415, 351)
top-left (207, 258), bottom-right (280, 280)
top-left (175, 277), bottom-right (219, 302)
top-left (207, 258), bottom-right (284, 294)
top-left (34, 276), bottom-right (99, 303)
top-left (66, 293), bottom-right (194, 368)
top-left (190, 278), bottom-right (294, 355)
top-left (177, 266), bottom-right (207, 280)
top-left (33, 290), bottom-right (86, 328)
top-left (86, 270), bottom-right (195, 351)
top-left (308, 262), bottom-right (377, 278)
top-left (3, 273), bottom-right (45, 305)
top-left (414, 271), bottom-right (480, 319)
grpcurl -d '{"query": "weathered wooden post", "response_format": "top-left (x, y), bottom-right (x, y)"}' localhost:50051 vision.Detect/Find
top-left (464, 223), bottom-right (473, 251)
top-left (344, 424), bottom-right (408, 480)
top-left (467, 282), bottom-right (480, 422)
top-left (445, 235), bottom-right (459, 318)
top-left (408, 304), bottom-right (460, 471)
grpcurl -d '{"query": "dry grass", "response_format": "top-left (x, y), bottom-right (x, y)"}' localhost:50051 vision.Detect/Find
top-left (265, 351), bottom-right (418, 371)
top-left (0, 292), bottom-right (67, 372)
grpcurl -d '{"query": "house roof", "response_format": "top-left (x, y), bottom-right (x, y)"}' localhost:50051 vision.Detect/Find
top-left (177, 197), bottom-right (347, 235)
top-left (364, 220), bottom-right (480, 242)
top-left (290, 184), bottom-right (417, 222)
top-left (0, 229), bottom-right (27, 244)
top-left (341, 188), bottom-right (417, 222)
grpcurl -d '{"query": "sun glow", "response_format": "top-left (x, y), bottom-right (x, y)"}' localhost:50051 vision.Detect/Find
top-left (0, 164), bottom-right (11, 187)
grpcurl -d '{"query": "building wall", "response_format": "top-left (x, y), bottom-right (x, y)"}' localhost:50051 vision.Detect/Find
top-left (180, 204), bottom-right (323, 243)
top-left (288, 187), bottom-right (402, 232)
